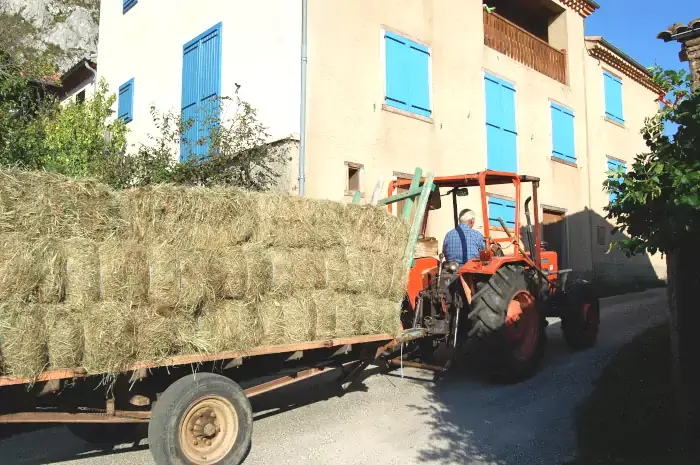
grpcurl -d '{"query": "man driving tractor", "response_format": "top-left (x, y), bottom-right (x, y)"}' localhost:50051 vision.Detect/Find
top-left (442, 208), bottom-right (486, 264)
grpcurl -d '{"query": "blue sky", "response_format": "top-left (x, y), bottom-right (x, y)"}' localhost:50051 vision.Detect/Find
top-left (585, 0), bottom-right (695, 73)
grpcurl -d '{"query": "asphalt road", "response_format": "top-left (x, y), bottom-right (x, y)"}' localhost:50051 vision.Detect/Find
top-left (0, 288), bottom-right (667, 465)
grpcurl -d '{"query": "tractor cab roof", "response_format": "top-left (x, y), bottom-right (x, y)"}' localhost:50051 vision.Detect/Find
top-left (394, 170), bottom-right (540, 189)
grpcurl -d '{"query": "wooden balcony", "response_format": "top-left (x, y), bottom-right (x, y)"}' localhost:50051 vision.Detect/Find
top-left (483, 10), bottom-right (567, 85)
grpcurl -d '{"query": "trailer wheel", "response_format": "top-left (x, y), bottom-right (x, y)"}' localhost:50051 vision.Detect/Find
top-left (561, 281), bottom-right (600, 350)
top-left (149, 373), bottom-right (252, 465)
top-left (468, 265), bottom-right (547, 382)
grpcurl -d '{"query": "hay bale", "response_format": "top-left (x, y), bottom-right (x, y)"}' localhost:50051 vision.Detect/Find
top-left (82, 302), bottom-right (138, 374)
top-left (64, 238), bottom-right (100, 304)
top-left (0, 235), bottom-right (65, 304)
top-left (321, 248), bottom-right (349, 292)
top-left (0, 303), bottom-right (47, 379)
top-left (136, 306), bottom-right (191, 363)
top-left (346, 250), bottom-right (407, 300)
top-left (353, 294), bottom-right (401, 336)
top-left (123, 185), bottom-right (256, 247)
top-left (0, 169), bottom-right (124, 241)
top-left (257, 295), bottom-right (316, 346)
top-left (209, 245), bottom-right (272, 301)
top-left (344, 204), bottom-right (410, 256)
top-left (311, 290), bottom-right (357, 340)
top-left (98, 239), bottom-right (148, 303)
top-left (148, 245), bottom-right (216, 309)
top-left (192, 301), bottom-right (263, 354)
top-left (45, 304), bottom-right (84, 370)
top-left (252, 194), bottom-right (348, 248)
top-left (269, 248), bottom-right (324, 296)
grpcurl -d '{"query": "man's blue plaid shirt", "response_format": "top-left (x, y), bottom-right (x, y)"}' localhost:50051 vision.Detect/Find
top-left (442, 224), bottom-right (486, 264)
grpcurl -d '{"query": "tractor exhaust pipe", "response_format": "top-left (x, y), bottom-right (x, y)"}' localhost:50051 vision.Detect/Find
top-left (524, 197), bottom-right (537, 264)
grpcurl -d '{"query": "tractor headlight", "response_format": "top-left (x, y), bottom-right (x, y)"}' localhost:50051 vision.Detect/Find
top-left (447, 261), bottom-right (460, 272)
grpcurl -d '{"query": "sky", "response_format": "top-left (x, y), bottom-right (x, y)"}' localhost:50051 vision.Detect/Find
top-left (584, 0), bottom-right (697, 73)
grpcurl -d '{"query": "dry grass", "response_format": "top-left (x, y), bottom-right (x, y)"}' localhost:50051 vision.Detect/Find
top-left (0, 235), bottom-right (65, 304)
top-left (98, 239), bottom-right (149, 303)
top-left (45, 304), bottom-right (84, 370)
top-left (346, 249), bottom-right (407, 300)
top-left (136, 306), bottom-right (191, 364)
top-left (353, 294), bottom-right (401, 336)
top-left (257, 295), bottom-right (316, 346)
top-left (82, 302), bottom-right (138, 374)
top-left (269, 248), bottom-right (325, 296)
top-left (0, 303), bottom-right (47, 379)
top-left (192, 301), bottom-right (263, 353)
top-left (63, 238), bottom-right (100, 304)
top-left (148, 245), bottom-right (216, 309)
top-left (210, 245), bottom-right (271, 301)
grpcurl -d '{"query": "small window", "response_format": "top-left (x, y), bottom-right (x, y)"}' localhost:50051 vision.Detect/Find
top-left (75, 90), bottom-right (86, 104)
top-left (487, 196), bottom-right (516, 229)
top-left (118, 78), bottom-right (135, 124)
top-left (345, 162), bottom-right (364, 196)
top-left (607, 157), bottom-right (627, 203)
top-left (596, 226), bottom-right (606, 246)
top-left (604, 71), bottom-right (624, 125)
top-left (123, 0), bottom-right (137, 14)
top-left (384, 30), bottom-right (431, 118)
top-left (550, 102), bottom-right (575, 163)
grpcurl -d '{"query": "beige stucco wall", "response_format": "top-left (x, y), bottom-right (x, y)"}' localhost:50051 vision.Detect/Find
top-left (584, 52), bottom-right (666, 281)
top-left (97, 0), bottom-right (301, 150)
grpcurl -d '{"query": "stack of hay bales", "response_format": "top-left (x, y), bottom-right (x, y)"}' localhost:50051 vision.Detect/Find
top-left (0, 169), bottom-right (410, 379)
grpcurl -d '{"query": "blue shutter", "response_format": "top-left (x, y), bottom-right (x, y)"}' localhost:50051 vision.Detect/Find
top-left (607, 157), bottom-right (626, 203)
top-left (487, 196), bottom-right (516, 229)
top-left (181, 23), bottom-right (223, 162)
top-left (551, 102), bottom-right (575, 163)
top-left (123, 0), bottom-right (137, 14)
top-left (485, 73), bottom-right (517, 172)
top-left (604, 71), bottom-right (624, 124)
top-left (384, 31), bottom-right (431, 117)
top-left (118, 79), bottom-right (134, 124)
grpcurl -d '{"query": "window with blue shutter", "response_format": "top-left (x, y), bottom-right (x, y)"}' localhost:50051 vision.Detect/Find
top-left (118, 78), bottom-right (134, 124)
top-left (123, 0), bottom-right (137, 14)
top-left (484, 73), bottom-right (517, 172)
top-left (181, 22), bottom-right (223, 161)
top-left (384, 30), bottom-right (431, 118)
top-left (604, 71), bottom-right (624, 124)
top-left (487, 196), bottom-right (516, 229)
top-left (550, 102), bottom-right (575, 163)
top-left (607, 157), bottom-right (627, 203)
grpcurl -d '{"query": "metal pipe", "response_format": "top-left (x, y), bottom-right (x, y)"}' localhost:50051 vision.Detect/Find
top-left (84, 54), bottom-right (97, 93)
top-left (298, 0), bottom-right (308, 196)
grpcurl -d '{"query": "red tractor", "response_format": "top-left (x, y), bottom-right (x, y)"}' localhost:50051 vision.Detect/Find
top-left (390, 170), bottom-right (600, 381)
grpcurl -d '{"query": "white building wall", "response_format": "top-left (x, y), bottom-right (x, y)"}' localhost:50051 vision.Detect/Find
top-left (97, 0), bottom-right (301, 150)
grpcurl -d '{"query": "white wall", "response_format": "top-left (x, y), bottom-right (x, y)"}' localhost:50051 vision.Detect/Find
top-left (97, 0), bottom-right (301, 151)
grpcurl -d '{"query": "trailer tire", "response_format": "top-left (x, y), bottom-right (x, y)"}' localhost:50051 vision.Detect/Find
top-left (468, 265), bottom-right (546, 382)
top-left (561, 280), bottom-right (600, 350)
top-left (148, 373), bottom-right (252, 465)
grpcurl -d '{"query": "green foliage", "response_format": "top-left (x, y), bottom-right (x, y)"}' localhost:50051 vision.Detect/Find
top-left (605, 66), bottom-right (700, 256)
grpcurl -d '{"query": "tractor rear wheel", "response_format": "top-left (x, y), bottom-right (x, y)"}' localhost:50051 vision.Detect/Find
top-left (468, 265), bottom-right (547, 382)
top-left (561, 280), bottom-right (600, 350)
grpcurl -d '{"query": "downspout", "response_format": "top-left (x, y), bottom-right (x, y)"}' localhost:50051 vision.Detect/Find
top-left (85, 54), bottom-right (98, 92)
top-left (582, 46), bottom-right (596, 279)
top-left (298, 0), bottom-right (308, 196)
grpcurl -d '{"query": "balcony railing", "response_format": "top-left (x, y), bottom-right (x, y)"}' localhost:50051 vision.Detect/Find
top-left (483, 10), bottom-right (567, 85)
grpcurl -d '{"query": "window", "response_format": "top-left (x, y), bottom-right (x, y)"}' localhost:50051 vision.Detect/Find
top-left (604, 71), bottom-right (624, 124)
top-left (607, 157), bottom-right (627, 203)
top-left (487, 196), bottom-right (516, 229)
top-left (118, 78), bottom-right (134, 124)
top-left (345, 162), bottom-right (364, 196)
top-left (550, 102), bottom-right (575, 163)
top-left (181, 22), bottom-right (223, 161)
top-left (384, 30), bottom-right (431, 118)
top-left (75, 90), bottom-right (86, 104)
top-left (123, 0), bottom-right (137, 14)
top-left (484, 73), bottom-right (517, 172)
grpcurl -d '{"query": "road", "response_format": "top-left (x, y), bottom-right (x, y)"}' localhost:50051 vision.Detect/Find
top-left (0, 288), bottom-right (667, 465)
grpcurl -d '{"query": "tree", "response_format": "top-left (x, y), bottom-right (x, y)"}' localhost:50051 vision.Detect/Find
top-left (605, 66), bottom-right (700, 437)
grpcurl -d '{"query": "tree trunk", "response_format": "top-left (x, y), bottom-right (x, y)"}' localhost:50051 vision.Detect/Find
top-left (666, 247), bottom-right (700, 440)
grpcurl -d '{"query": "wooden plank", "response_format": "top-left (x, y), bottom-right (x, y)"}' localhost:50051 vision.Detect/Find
top-left (376, 187), bottom-right (423, 206)
top-left (0, 334), bottom-right (395, 387)
top-left (401, 167), bottom-right (423, 221)
top-left (402, 172), bottom-right (435, 270)
top-left (351, 191), bottom-right (362, 204)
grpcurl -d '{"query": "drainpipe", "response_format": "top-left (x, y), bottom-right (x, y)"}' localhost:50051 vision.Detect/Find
top-left (85, 53), bottom-right (98, 93)
top-left (298, 0), bottom-right (308, 196)
top-left (582, 46), bottom-right (596, 279)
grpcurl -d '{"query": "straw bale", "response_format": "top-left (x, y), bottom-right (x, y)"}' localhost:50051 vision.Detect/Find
top-left (123, 185), bottom-right (256, 247)
top-left (345, 250), bottom-right (407, 300)
top-left (64, 238), bottom-right (100, 304)
top-left (353, 294), bottom-right (401, 337)
top-left (251, 194), bottom-right (348, 248)
top-left (0, 235), bottom-right (65, 304)
top-left (257, 295), bottom-right (316, 346)
top-left (311, 290), bottom-right (356, 340)
top-left (269, 248), bottom-right (324, 296)
top-left (82, 302), bottom-right (138, 374)
top-left (0, 169), bottom-right (124, 241)
top-left (192, 301), bottom-right (263, 354)
top-left (136, 306), bottom-right (191, 363)
top-left (45, 304), bottom-right (84, 370)
top-left (0, 303), bottom-right (47, 379)
top-left (148, 245), bottom-right (216, 309)
top-left (210, 245), bottom-right (272, 301)
top-left (344, 204), bottom-right (410, 257)
top-left (98, 239), bottom-right (148, 303)
top-left (321, 248), bottom-right (350, 292)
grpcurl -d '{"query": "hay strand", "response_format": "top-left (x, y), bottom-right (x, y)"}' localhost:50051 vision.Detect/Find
top-left (148, 245), bottom-right (216, 309)
top-left (192, 301), bottom-right (263, 353)
top-left (98, 239), bottom-right (148, 303)
top-left (45, 304), bottom-right (84, 370)
top-left (269, 248), bottom-right (324, 296)
top-left (210, 245), bottom-right (271, 301)
top-left (0, 303), bottom-right (47, 379)
top-left (257, 295), bottom-right (316, 346)
top-left (64, 238), bottom-right (100, 304)
top-left (82, 302), bottom-right (138, 374)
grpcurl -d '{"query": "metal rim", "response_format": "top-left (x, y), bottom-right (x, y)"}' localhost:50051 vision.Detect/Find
top-left (505, 290), bottom-right (538, 361)
top-left (179, 395), bottom-right (238, 465)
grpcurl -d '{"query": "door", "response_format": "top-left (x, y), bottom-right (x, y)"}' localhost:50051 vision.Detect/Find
top-left (542, 209), bottom-right (567, 267)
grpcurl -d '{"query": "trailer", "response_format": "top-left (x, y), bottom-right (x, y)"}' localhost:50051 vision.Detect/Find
top-left (0, 169), bottom-right (438, 465)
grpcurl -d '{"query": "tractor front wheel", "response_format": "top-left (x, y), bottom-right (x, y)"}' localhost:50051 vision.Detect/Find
top-left (468, 265), bottom-right (547, 382)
